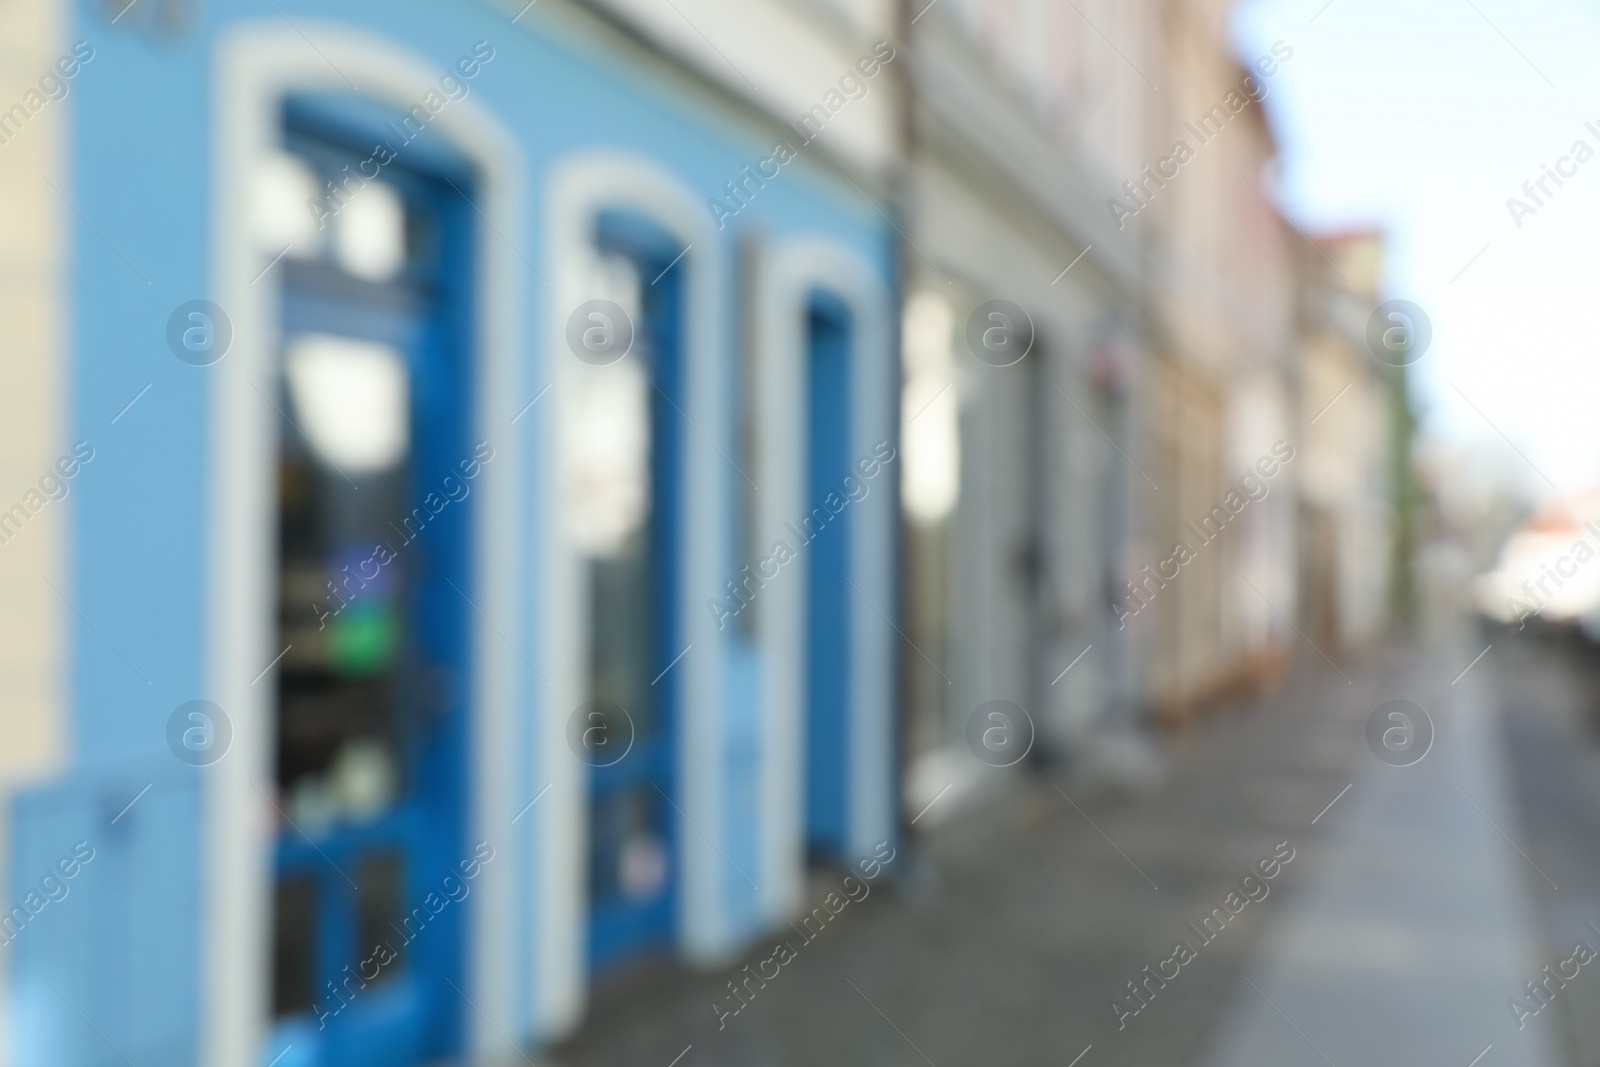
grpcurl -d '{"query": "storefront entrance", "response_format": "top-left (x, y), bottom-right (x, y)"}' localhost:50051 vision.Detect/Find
top-left (266, 113), bottom-right (475, 1067)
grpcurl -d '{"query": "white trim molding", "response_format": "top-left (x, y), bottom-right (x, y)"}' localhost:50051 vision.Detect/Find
top-left (536, 149), bottom-right (731, 1038)
top-left (753, 237), bottom-right (895, 926)
top-left (209, 23), bottom-right (525, 1067)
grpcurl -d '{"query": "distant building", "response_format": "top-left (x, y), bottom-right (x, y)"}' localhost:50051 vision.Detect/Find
top-left (1295, 231), bottom-right (1404, 652)
top-left (1135, 4), bottom-right (1302, 720)
top-left (894, 0), bottom-right (1150, 814)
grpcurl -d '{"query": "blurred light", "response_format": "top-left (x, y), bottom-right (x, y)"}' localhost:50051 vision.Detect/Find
top-left (620, 835), bottom-right (668, 900)
top-left (566, 255), bottom-right (650, 557)
top-left (252, 151), bottom-right (324, 259)
top-left (901, 290), bottom-right (960, 526)
top-left (566, 361), bottom-right (651, 557)
top-left (335, 180), bottom-right (407, 282)
top-left (285, 334), bottom-right (410, 474)
top-left (331, 739), bottom-right (399, 823)
top-left (286, 775), bottom-right (339, 838)
top-left (1476, 499), bottom-right (1600, 624)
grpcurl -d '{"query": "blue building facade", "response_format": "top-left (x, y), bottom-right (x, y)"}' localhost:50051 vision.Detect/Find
top-left (10, 2), bottom-right (901, 1064)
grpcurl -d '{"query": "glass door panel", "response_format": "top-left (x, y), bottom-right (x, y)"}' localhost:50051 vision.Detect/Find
top-left (266, 116), bottom-right (474, 1067)
top-left (582, 213), bottom-right (685, 971)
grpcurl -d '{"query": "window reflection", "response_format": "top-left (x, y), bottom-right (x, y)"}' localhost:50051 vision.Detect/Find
top-left (275, 333), bottom-right (411, 834)
top-left (901, 290), bottom-right (961, 776)
top-left (902, 291), bottom-right (961, 525)
top-left (566, 254), bottom-right (650, 558)
top-left (253, 151), bottom-right (325, 260)
top-left (334, 179), bottom-right (408, 282)
top-left (284, 334), bottom-right (411, 475)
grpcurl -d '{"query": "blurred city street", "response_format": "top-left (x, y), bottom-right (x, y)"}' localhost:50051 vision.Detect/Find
top-left (552, 629), bottom-right (1600, 1067)
top-left (11, 1), bottom-right (1600, 1064)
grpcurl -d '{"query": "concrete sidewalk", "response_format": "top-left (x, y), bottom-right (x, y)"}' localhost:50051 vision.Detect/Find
top-left (1197, 643), bottom-right (1560, 1067)
top-left (548, 636), bottom-right (1588, 1067)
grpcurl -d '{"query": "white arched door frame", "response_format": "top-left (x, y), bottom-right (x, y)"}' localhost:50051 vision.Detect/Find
top-left (536, 150), bottom-right (731, 1036)
top-left (754, 237), bottom-right (896, 924)
top-left (209, 22), bottom-right (526, 1067)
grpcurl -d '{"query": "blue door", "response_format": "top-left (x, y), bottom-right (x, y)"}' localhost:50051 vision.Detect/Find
top-left (583, 212), bottom-right (684, 971)
top-left (266, 107), bottom-right (475, 1067)
top-left (805, 291), bottom-right (853, 858)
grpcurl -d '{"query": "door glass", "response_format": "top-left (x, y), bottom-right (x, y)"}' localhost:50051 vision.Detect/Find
top-left (583, 251), bottom-right (659, 907)
top-left (901, 292), bottom-right (960, 767)
top-left (265, 127), bottom-right (471, 1063)
top-left (355, 850), bottom-right (406, 990)
top-left (273, 875), bottom-right (318, 1019)
top-left (580, 217), bottom-right (684, 968)
top-left (276, 333), bottom-right (410, 833)
top-left (334, 180), bottom-right (408, 282)
top-left (284, 335), bottom-right (410, 475)
top-left (571, 255), bottom-right (653, 730)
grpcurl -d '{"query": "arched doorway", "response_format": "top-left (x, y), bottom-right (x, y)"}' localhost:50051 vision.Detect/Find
top-left (264, 113), bottom-right (475, 1067)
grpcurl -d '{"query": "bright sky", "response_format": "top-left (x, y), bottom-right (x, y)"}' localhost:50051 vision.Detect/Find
top-left (1233, 0), bottom-right (1600, 503)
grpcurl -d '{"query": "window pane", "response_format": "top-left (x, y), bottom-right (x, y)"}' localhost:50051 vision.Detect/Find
top-left (334, 179), bottom-right (408, 282)
top-left (273, 875), bottom-right (318, 1018)
top-left (355, 851), bottom-right (406, 989)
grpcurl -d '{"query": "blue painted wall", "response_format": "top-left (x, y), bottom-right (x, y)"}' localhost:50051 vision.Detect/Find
top-left (19, 1), bottom-right (897, 1062)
